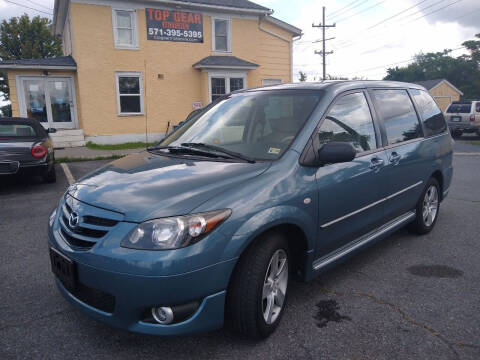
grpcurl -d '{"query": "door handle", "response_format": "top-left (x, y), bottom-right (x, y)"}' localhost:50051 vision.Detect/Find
top-left (389, 152), bottom-right (401, 164)
top-left (369, 157), bottom-right (384, 171)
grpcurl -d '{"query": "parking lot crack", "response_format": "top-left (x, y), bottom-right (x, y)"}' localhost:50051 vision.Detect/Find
top-left (320, 287), bottom-right (461, 359)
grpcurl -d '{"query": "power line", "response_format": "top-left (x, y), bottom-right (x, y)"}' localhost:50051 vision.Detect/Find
top-left (334, 0), bottom-right (464, 51)
top-left (335, 0), bottom-right (390, 23)
top-left (366, 0), bottom-right (431, 30)
top-left (328, 0), bottom-right (364, 18)
top-left (4, 0), bottom-right (53, 15)
top-left (344, 46), bottom-right (466, 76)
top-left (24, 0), bottom-right (53, 11)
top-left (329, 0), bottom-right (371, 21)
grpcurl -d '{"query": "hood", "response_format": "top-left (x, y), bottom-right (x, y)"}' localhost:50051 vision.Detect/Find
top-left (68, 151), bottom-right (270, 222)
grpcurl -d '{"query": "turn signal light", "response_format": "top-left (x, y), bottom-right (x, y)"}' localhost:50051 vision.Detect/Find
top-left (31, 144), bottom-right (47, 159)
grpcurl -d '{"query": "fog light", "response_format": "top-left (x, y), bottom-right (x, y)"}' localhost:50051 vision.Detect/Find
top-left (151, 306), bottom-right (174, 325)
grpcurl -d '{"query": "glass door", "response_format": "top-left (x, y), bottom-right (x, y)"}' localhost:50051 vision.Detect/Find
top-left (47, 79), bottom-right (75, 129)
top-left (22, 79), bottom-right (48, 126)
top-left (20, 77), bottom-right (76, 129)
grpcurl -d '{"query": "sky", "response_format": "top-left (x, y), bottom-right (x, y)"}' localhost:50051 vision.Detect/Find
top-left (0, 0), bottom-right (479, 90)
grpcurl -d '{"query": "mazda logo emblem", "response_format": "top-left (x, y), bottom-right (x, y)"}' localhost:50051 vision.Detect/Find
top-left (69, 212), bottom-right (80, 228)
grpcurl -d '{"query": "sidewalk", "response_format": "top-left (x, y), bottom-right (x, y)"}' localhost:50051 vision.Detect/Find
top-left (55, 146), bottom-right (142, 160)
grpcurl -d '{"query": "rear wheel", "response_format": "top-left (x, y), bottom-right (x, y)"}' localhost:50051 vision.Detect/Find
top-left (408, 178), bottom-right (440, 234)
top-left (451, 130), bottom-right (462, 138)
top-left (226, 232), bottom-right (289, 339)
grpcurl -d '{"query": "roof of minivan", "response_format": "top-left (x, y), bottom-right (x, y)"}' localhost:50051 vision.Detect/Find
top-left (245, 80), bottom-right (426, 92)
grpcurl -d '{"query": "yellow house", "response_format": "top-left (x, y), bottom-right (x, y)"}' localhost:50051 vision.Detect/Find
top-left (0, 0), bottom-right (301, 147)
top-left (414, 79), bottom-right (463, 112)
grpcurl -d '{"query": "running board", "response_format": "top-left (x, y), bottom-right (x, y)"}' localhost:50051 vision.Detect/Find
top-left (312, 211), bottom-right (416, 271)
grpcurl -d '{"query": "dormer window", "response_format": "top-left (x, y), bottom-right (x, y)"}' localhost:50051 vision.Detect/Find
top-left (112, 9), bottom-right (138, 49)
top-left (213, 18), bottom-right (231, 52)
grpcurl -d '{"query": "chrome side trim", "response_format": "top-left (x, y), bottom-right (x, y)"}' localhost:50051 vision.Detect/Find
top-left (320, 181), bottom-right (423, 229)
top-left (386, 181), bottom-right (423, 200)
top-left (320, 198), bottom-right (387, 229)
top-left (313, 211), bottom-right (416, 271)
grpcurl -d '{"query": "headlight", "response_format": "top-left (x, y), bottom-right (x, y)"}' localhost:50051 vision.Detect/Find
top-left (121, 209), bottom-right (231, 250)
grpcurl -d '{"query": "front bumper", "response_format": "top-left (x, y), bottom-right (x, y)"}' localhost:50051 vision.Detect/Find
top-left (48, 230), bottom-right (237, 335)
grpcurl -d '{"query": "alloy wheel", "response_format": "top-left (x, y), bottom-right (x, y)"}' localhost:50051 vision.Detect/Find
top-left (422, 185), bottom-right (439, 227)
top-left (262, 249), bottom-right (288, 325)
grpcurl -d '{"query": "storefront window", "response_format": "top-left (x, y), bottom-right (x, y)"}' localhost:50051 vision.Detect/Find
top-left (116, 73), bottom-right (143, 115)
top-left (210, 76), bottom-right (246, 102)
top-left (230, 78), bottom-right (244, 92)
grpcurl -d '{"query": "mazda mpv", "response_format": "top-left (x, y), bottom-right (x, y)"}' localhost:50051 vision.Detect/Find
top-left (48, 81), bottom-right (453, 339)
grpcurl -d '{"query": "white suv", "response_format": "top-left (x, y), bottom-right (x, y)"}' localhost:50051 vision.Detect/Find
top-left (445, 101), bottom-right (480, 138)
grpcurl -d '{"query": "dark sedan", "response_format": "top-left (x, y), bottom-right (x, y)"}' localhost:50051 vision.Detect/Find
top-left (0, 117), bottom-right (56, 183)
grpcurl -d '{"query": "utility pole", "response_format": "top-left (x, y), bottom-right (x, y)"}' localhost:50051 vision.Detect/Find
top-left (312, 7), bottom-right (336, 80)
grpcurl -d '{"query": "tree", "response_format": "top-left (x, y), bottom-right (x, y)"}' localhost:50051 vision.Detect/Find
top-left (298, 71), bottom-right (307, 82)
top-left (384, 46), bottom-right (480, 99)
top-left (0, 14), bottom-right (62, 112)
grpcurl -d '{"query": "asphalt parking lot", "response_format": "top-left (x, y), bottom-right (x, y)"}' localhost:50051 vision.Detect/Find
top-left (1, 141), bottom-right (479, 360)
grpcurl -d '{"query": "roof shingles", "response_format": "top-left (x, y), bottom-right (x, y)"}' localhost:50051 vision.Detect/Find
top-left (193, 56), bottom-right (259, 69)
top-left (0, 56), bottom-right (77, 68)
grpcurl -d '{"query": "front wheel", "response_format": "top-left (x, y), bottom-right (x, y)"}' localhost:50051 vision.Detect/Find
top-left (226, 232), bottom-right (289, 339)
top-left (408, 178), bottom-right (440, 234)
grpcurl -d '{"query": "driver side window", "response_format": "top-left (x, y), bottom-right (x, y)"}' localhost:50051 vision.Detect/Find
top-left (318, 92), bottom-right (377, 153)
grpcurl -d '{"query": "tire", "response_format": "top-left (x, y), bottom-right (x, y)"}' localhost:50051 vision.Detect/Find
top-left (43, 165), bottom-right (57, 183)
top-left (408, 178), bottom-right (440, 235)
top-left (226, 232), bottom-right (290, 339)
top-left (451, 130), bottom-right (462, 139)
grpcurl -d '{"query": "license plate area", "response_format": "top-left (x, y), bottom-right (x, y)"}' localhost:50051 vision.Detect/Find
top-left (0, 161), bottom-right (20, 174)
top-left (50, 247), bottom-right (77, 291)
top-left (451, 116), bottom-right (462, 122)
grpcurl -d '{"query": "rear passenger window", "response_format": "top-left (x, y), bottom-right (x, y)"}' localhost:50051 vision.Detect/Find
top-left (410, 89), bottom-right (447, 137)
top-left (373, 89), bottom-right (422, 145)
top-left (318, 92), bottom-right (377, 153)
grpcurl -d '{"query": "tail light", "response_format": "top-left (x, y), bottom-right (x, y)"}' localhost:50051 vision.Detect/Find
top-left (31, 144), bottom-right (47, 159)
top-left (470, 114), bottom-right (476, 122)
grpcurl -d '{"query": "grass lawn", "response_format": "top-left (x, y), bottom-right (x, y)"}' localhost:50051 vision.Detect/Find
top-left (466, 141), bottom-right (480, 146)
top-left (86, 141), bottom-right (156, 150)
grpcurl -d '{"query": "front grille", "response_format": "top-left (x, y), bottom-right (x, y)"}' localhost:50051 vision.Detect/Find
top-left (59, 196), bottom-right (120, 250)
top-left (68, 281), bottom-right (116, 313)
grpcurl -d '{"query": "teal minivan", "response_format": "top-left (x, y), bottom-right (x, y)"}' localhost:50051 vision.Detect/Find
top-left (48, 81), bottom-right (453, 339)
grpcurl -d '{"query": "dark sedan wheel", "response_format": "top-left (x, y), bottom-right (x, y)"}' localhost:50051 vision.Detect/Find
top-left (408, 178), bottom-right (440, 234)
top-left (226, 232), bottom-right (289, 339)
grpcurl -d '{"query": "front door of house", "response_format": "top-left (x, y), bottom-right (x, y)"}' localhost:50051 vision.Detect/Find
top-left (19, 77), bottom-right (77, 130)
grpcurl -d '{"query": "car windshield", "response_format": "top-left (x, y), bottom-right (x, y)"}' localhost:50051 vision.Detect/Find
top-left (0, 123), bottom-right (38, 139)
top-left (159, 91), bottom-right (322, 160)
top-left (446, 103), bottom-right (472, 113)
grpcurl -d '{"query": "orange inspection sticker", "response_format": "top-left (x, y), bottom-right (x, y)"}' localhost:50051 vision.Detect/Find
top-left (268, 147), bottom-right (281, 154)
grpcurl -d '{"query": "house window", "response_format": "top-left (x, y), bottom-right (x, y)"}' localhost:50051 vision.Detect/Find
top-left (211, 78), bottom-right (226, 102)
top-left (210, 75), bottom-right (246, 102)
top-left (113, 9), bottom-right (138, 49)
top-left (115, 72), bottom-right (143, 115)
top-left (213, 18), bottom-right (231, 52)
top-left (230, 78), bottom-right (244, 92)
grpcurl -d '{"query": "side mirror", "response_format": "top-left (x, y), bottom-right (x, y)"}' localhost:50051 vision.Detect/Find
top-left (317, 142), bottom-right (356, 165)
top-left (47, 128), bottom-right (57, 134)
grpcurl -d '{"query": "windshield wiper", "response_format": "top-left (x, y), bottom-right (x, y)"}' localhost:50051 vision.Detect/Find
top-left (147, 145), bottom-right (225, 159)
top-left (181, 143), bottom-right (256, 163)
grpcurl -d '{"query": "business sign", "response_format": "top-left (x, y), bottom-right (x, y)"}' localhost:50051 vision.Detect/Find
top-left (146, 8), bottom-right (203, 43)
